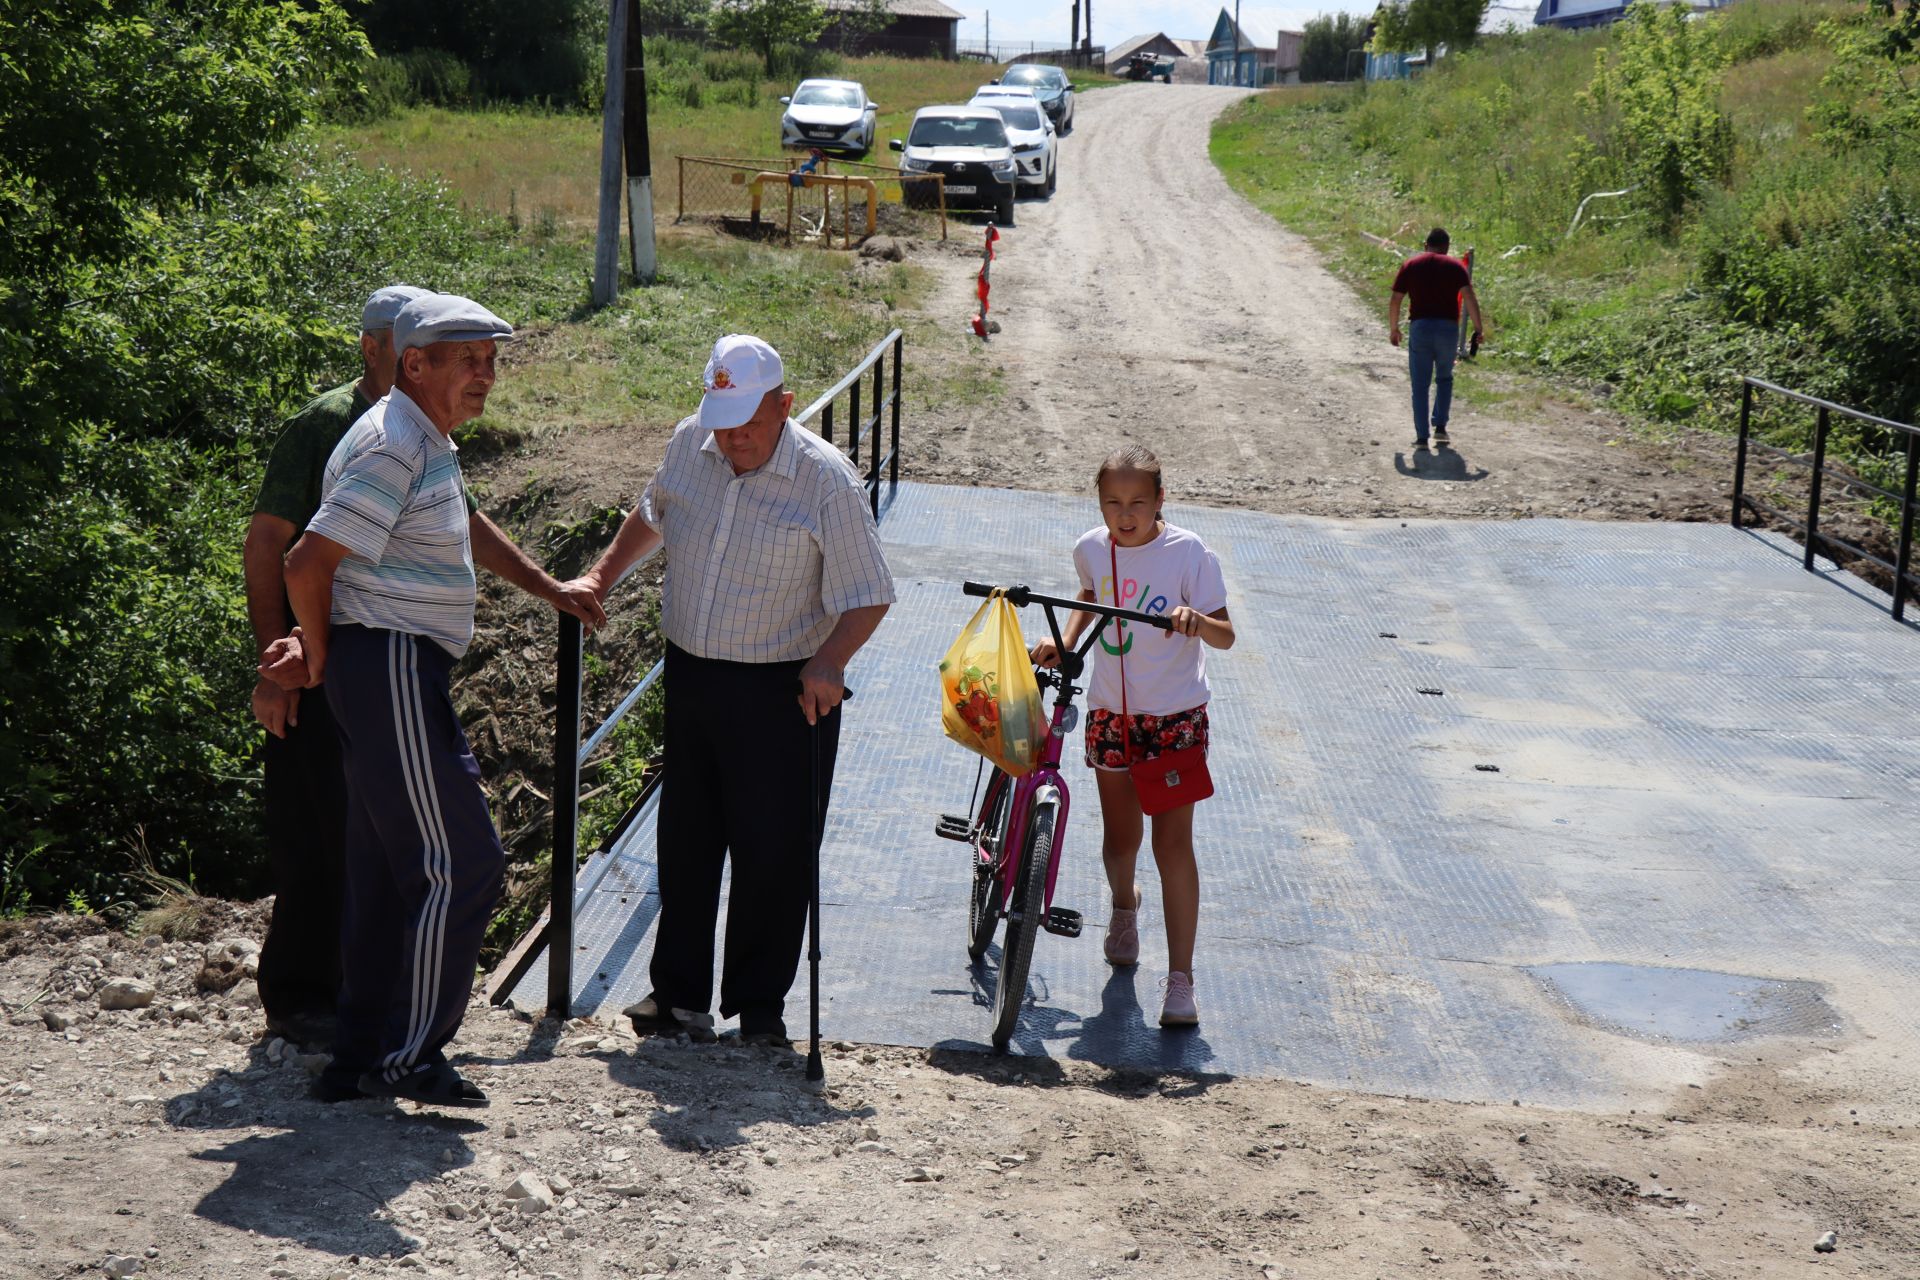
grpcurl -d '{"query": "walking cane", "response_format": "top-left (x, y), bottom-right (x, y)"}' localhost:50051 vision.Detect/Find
top-left (801, 682), bottom-right (852, 1086)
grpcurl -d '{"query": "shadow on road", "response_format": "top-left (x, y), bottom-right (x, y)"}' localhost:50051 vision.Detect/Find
top-left (1395, 446), bottom-right (1490, 481)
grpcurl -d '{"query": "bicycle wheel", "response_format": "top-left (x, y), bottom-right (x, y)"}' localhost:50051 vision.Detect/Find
top-left (966, 771), bottom-right (1012, 961)
top-left (990, 792), bottom-right (1058, 1053)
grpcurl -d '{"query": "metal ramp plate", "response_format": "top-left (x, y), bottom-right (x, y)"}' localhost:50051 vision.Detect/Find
top-left (498, 482), bottom-right (1920, 1105)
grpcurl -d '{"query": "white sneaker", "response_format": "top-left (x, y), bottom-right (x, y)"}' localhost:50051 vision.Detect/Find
top-left (1159, 971), bottom-right (1199, 1027)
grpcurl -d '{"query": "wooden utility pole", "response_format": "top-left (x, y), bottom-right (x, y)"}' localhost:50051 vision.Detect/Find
top-left (1084, 0), bottom-right (1093, 50)
top-left (1232, 0), bottom-right (1242, 86)
top-left (591, 0), bottom-right (627, 308)
top-left (1070, 1), bottom-right (1078, 51)
top-left (623, 0), bottom-right (656, 285)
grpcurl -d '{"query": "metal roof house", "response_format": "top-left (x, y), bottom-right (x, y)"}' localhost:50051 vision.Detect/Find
top-left (1533, 0), bottom-right (1731, 30)
top-left (819, 0), bottom-right (964, 57)
top-left (1204, 7), bottom-right (1303, 86)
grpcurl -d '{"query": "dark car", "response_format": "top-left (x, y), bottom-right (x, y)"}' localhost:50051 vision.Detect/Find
top-left (993, 63), bottom-right (1074, 134)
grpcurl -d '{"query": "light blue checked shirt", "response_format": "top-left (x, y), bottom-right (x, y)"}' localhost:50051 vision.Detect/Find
top-left (307, 389), bottom-right (477, 658)
top-left (640, 416), bottom-right (895, 662)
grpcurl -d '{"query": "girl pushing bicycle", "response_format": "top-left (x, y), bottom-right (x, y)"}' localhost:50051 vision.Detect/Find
top-left (1029, 445), bottom-right (1234, 1027)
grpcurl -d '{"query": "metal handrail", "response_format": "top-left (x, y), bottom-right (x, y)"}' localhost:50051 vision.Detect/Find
top-left (1732, 376), bottom-right (1919, 622)
top-left (494, 333), bottom-right (913, 1016)
top-left (799, 328), bottom-right (904, 521)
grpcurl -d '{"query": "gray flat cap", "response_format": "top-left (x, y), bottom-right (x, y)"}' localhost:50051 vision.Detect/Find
top-left (360, 284), bottom-right (434, 334)
top-left (392, 293), bottom-right (514, 353)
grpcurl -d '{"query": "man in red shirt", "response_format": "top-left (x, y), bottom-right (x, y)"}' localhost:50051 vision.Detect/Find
top-left (1389, 228), bottom-right (1485, 452)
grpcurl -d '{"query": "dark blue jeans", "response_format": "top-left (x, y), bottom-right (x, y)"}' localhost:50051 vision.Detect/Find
top-left (1408, 318), bottom-right (1459, 440)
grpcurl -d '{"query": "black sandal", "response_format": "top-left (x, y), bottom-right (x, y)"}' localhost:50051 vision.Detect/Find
top-left (358, 1063), bottom-right (489, 1109)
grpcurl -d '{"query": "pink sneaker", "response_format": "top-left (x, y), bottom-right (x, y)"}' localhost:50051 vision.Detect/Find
top-left (1159, 971), bottom-right (1199, 1027)
top-left (1103, 887), bottom-right (1143, 966)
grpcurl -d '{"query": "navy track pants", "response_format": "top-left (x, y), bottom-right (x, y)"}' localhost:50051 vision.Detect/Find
top-left (647, 643), bottom-right (840, 1028)
top-left (323, 624), bottom-right (504, 1086)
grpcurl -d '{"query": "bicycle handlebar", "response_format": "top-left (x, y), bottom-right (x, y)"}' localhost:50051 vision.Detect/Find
top-left (961, 580), bottom-right (1174, 632)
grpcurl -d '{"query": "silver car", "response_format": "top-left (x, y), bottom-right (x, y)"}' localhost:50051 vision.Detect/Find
top-left (970, 87), bottom-right (1057, 196)
top-left (779, 78), bottom-right (878, 156)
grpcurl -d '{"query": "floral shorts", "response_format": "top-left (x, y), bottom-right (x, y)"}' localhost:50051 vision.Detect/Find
top-left (1085, 705), bottom-right (1210, 772)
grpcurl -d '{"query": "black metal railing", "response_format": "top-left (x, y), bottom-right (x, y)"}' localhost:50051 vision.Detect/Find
top-left (801, 328), bottom-right (905, 521)
top-left (1732, 376), bottom-right (1919, 622)
top-left (489, 331), bottom-right (910, 1016)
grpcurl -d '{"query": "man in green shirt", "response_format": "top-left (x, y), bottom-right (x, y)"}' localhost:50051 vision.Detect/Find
top-left (246, 287), bottom-right (609, 1049)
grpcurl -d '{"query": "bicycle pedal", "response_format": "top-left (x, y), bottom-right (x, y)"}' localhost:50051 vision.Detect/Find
top-left (1043, 907), bottom-right (1082, 938)
top-left (934, 815), bottom-right (972, 842)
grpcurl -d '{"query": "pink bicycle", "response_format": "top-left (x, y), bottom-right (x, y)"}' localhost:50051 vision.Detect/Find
top-left (936, 581), bottom-right (1171, 1051)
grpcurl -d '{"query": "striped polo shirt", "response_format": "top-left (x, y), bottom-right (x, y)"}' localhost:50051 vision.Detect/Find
top-left (307, 388), bottom-right (477, 658)
top-left (639, 416), bottom-right (895, 662)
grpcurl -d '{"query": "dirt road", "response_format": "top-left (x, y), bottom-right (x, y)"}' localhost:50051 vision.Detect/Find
top-left (906, 84), bottom-right (1726, 522)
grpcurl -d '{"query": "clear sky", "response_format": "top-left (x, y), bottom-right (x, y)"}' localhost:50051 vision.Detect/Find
top-left (948, 1), bottom-right (1383, 45)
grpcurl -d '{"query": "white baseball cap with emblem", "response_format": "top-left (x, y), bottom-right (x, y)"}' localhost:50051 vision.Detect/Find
top-left (697, 333), bottom-right (785, 432)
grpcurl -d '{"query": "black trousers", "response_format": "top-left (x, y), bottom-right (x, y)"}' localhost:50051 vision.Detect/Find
top-left (648, 643), bottom-right (841, 1027)
top-left (257, 689), bottom-right (348, 1022)
top-left (324, 625), bottom-right (505, 1085)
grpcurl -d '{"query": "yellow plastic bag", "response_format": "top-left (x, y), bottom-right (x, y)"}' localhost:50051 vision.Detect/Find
top-left (938, 592), bottom-right (1044, 777)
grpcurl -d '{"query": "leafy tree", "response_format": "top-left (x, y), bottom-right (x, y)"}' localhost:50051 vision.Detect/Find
top-left (1813, 0), bottom-right (1920, 172)
top-left (354, 0), bottom-right (599, 105)
top-left (1370, 0), bottom-right (1491, 56)
top-left (828, 0), bottom-right (895, 53)
top-left (639, 0), bottom-right (717, 34)
top-left (1579, 0), bottom-right (1731, 227)
top-left (1301, 12), bottom-right (1370, 81)
top-left (0, 0), bottom-right (370, 909)
top-left (711, 0), bottom-right (829, 73)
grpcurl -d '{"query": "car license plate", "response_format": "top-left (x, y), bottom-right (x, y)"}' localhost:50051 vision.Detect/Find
top-left (945, 184), bottom-right (976, 195)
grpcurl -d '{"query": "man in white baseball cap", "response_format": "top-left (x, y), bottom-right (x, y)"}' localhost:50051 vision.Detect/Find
top-left (280, 292), bottom-right (605, 1106)
top-left (576, 333), bottom-right (895, 1047)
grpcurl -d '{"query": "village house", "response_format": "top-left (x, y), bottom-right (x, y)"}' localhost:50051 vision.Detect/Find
top-left (1203, 7), bottom-right (1303, 86)
top-left (1533, 0), bottom-right (1731, 28)
top-left (818, 0), bottom-right (964, 58)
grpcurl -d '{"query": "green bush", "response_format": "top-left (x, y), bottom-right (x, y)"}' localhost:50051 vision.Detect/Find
top-left (354, 0), bottom-right (601, 107)
top-left (1580, 2), bottom-right (1733, 228)
top-left (397, 49), bottom-right (475, 106)
top-left (703, 48), bottom-right (766, 82)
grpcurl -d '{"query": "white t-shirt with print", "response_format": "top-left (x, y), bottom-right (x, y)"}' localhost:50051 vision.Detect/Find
top-left (1072, 522), bottom-right (1228, 716)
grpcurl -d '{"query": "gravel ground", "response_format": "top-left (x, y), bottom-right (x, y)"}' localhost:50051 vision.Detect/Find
top-left (3, 912), bottom-right (1916, 1280)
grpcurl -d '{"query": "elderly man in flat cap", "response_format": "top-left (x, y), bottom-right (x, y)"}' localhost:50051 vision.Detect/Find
top-left (245, 284), bottom-right (432, 1048)
top-left (577, 334), bottom-right (894, 1048)
top-left (281, 293), bottom-right (603, 1106)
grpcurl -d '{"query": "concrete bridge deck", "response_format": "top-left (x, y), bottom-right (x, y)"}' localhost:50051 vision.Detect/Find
top-left (498, 482), bottom-right (1920, 1107)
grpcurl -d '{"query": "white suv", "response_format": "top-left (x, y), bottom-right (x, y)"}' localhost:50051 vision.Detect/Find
top-left (969, 86), bottom-right (1057, 197)
top-left (779, 79), bottom-right (878, 156)
top-left (889, 105), bottom-right (1020, 226)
